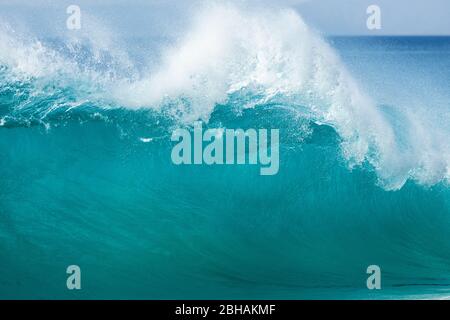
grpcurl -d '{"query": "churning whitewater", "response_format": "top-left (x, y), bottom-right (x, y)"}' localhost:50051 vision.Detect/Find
top-left (0, 3), bottom-right (449, 299)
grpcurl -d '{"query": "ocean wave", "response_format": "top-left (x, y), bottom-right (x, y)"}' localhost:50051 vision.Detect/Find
top-left (0, 3), bottom-right (449, 190)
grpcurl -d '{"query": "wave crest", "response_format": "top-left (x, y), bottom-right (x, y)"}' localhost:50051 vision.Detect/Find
top-left (0, 4), bottom-right (448, 190)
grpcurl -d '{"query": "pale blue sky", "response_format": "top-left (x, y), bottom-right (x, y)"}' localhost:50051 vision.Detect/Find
top-left (0, 0), bottom-right (449, 36)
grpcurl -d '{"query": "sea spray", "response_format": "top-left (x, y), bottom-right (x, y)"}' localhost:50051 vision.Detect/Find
top-left (0, 3), bottom-right (449, 299)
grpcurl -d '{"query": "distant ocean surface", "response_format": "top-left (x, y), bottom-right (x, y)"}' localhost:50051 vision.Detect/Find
top-left (0, 5), bottom-right (449, 299)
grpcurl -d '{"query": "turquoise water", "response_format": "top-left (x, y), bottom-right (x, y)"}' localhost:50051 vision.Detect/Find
top-left (0, 7), bottom-right (449, 299)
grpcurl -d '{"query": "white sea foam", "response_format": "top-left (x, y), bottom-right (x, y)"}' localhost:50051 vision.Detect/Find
top-left (139, 137), bottom-right (153, 143)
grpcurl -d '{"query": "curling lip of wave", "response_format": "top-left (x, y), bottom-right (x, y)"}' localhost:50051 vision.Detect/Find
top-left (0, 4), bottom-right (449, 190)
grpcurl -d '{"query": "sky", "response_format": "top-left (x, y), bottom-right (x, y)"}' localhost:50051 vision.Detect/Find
top-left (0, 0), bottom-right (449, 36)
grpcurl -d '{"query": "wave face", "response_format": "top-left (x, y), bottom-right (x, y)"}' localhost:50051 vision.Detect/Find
top-left (0, 4), bottom-right (450, 299)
